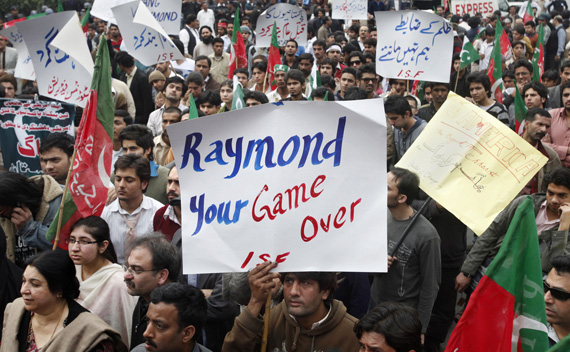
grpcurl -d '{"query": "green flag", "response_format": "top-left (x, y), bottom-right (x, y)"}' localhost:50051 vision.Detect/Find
top-left (188, 93), bottom-right (199, 120)
top-left (57, 0), bottom-right (64, 12)
top-left (324, 90), bottom-right (329, 101)
top-left (232, 77), bottom-right (245, 110)
top-left (460, 36), bottom-right (479, 70)
top-left (532, 24), bottom-right (545, 82)
top-left (514, 84), bottom-right (527, 131)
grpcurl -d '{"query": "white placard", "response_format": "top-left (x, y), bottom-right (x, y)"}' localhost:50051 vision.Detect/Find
top-left (18, 12), bottom-right (94, 107)
top-left (112, 0), bottom-right (184, 66)
top-left (168, 100), bottom-right (387, 274)
top-left (332, 0), bottom-right (368, 20)
top-left (141, 0), bottom-right (181, 35)
top-left (375, 11), bottom-right (454, 83)
top-left (256, 4), bottom-right (308, 48)
top-left (0, 26), bottom-right (35, 80)
top-left (91, 0), bottom-right (133, 24)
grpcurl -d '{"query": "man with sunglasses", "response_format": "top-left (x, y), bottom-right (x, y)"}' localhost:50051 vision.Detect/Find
top-left (456, 168), bottom-right (570, 294)
top-left (545, 256), bottom-right (570, 346)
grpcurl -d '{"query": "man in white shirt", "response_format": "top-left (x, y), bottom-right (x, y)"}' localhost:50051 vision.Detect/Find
top-left (147, 77), bottom-right (186, 136)
top-left (197, 2), bottom-right (215, 33)
top-left (102, 154), bottom-right (163, 264)
top-left (179, 14), bottom-right (201, 57)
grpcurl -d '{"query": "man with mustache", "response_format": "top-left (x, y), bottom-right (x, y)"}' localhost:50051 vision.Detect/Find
top-left (124, 234), bottom-right (181, 349)
top-left (544, 81), bottom-right (570, 168)
top-left (131, 283), bottom-right (212, 352)
top-left (544, 256), bottom-right (570, 347)
top-left (520, 108), bottom-right (561, 195)
top-left (153, 166), bottom-right (182, 242)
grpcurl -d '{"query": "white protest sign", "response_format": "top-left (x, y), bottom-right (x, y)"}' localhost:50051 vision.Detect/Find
top-left (112, 0), bottom-right (184, 66)
top-left (0, 25), bottom-right (35, 80)
top-left (332, 0), bottom-right (368, 20)
top-left (168, 100), bottom-right (387, 274)
top-left (18, 12), bottom-right (93, 107)
top-left (141, 0), bottom-right (181, 35)
top-left (256, 4), bottom-right (307, 48)
top-left (451, 0), bottom-right (498, 16)
top-left (91, 0), bottom-right (132, 23)
top-left (375, 11), bottom-right (454, 83)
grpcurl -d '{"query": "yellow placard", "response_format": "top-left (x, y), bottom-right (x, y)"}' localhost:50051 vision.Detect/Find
top-left (396, 92), bottom-right (548, 235)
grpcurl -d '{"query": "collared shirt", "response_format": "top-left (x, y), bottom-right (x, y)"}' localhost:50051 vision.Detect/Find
top-left (536, 200), bottom-right (560, 235)
top-left (101, 195), bottom-right (164, 264)
top-left (153, 135), bottom-right (171, 166)
top-left (164, 205), bottom-right (181, 226)
top-left (147, 102), bottom-right (187, 136)
top-left (544, 107), bottom-right (570, 167)
top-left (266, 89), bottom-right (288, 102)
top-left (548, 323), bottom-right (560, 346)
top-left (208, 52), bottom-right (230, 84)
top-left (111, 148), bottom-right (124, 175)
top-left (126, 66), bottom-right (137, 88)
top-left (289, 305), bottom-right (332, 330)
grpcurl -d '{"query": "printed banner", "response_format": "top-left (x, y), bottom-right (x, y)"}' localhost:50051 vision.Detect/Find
top-left (332, 0), bottom-right (368, 20)
top-left (169, 100), bottom-right (387, 274)
top-left (396, 93), bottom-right (548, 235)
top-left (112, 0), bottom-right (184, 66)
top-left (375, 11), bottom-right (454, 83)
top-left (451, 0), bottom-right (498, 16)
top-left (17, 11), bottom-right (94, 107)
top-left (0, 25), bottom-right (35, 80)
top-left (256, 4), bottom-right (307, 48)
top-left (0, 99), bottom-right (75, 177)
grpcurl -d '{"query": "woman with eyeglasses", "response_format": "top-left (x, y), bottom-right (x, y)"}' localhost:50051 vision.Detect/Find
top-left (1, 250), bottom-right (127, 351)
top-left (67, 216), bottom-right (137, 348)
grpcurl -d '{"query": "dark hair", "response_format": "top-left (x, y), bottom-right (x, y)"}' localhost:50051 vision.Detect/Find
top-left (128, 234), bottom-right (181, 281)
top-left (186, 71), bottom-right (204, 86)
top-left (354, 302), bottom-right (422, 352)
top-left (234, 68), bottom-right (249, 76)
top-left (286, 39), bottom-right (298, 49)
top-left (344, 87), bottom-right (368, 100)
top-left (70, 216), bottom-right (117, 263)
top-left (27, 251), bottom-right (80, 301)
top-left (363, 38), bottom-right (376, 47)
top-left (513, 24), bottom-right (525, 35)
top-left (320, 75), bottom-right (336, 91)
top-left (389, 167), bottom-right (419, 204)
top-left (466, 71), bottom-right (491, 97)
top-left (384, 95), bottom-right (412, 117)
top-left (198, 90), bottom-right (221, 107)
top-left (119, 124), bottom-right (155, 161)
top-left (546, 166), bottom-right (570, 191)
top-left (485, 27), bottom-right (495, 37)
top-left (349, 51), bottom-right (365, 63)
top-left (165, 76), bottom-right (185, 90)
top-left (185, 14), bottom-right (197, 25)
top-left (561, 60), bottom-right (570, 72)
top-left (195, 55), bottom-right (211, 68)
top-left (172, 38), bottom-right (185, 59)
top-left (115, 51), bottom-right (135, 68)
top-left (0, 172), bottom-right (42, 216)
top-left (252, 61), bottom-right (268, 73)
top-left (525, 107), bottom-right (551, 122)
top-left (220, 79), bottom-right (233, 89)
top-left (311, 86), bottom-right (331, 100)
top-left (525, 20), bottom-right (536, 28)
top-left (513, 58), bottom-right (533, 74)
top-left (114, 154), bottom-right (151, 184)
top-left (348, 24), bottom-right (360, 33)
top-left (244, 90), bottom-right (269, 104)
top-left (200, 25), bottom-right (212, 34)
top-left (522, 81), bottom-right (548, 100)
top-left (0, 74), bottom-right (17, 91)
top-left (280, 272), bottom-right (337, 304)
top-left (552, 255), bottom-right (570, 275)
top-left (502, 70), bottom-right (515, 80)
top-left (313, 39), bottom-right (326, 49)
top-left (163, 106), bottom-right (182, 121)
top-left (357, 63), bottom-right (376, 79)
top-left (340, 67), bottom-right (357, 81)
top-left (150, 283), bottom-right (207, 336)
top-left (285, 69), bottom-right (305, 84)
top-left (114, 109), bottom-right (134, 125)
top-left (298, 53), bottom-right (314, 64)
top-left (542, 69), bottom-right (560, 84)
top-left (512, 40), bottom-right (525, 49)
top-left (39, 133), bottom-right (75, 157)
top-left (212, 37), bottom-right (224, 46)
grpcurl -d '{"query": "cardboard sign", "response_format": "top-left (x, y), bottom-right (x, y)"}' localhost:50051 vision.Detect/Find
top-left (168, 100), bottom-right (387, 274)
top-left (0, 25), bottom-right (35, 80)
top-left (396, 93), bottom-right (548, 235)
top-left (375, 11), bottom-right (454, 83)
top-left (112, 0), bottom-right (184, 66)
top-left (256, 4), bottom-right (308, 48)
top-left (17, 12), bottom-right (94, 107)
top-left (332, 0), bottom-right (368, 20)
top-left (0, 99), bottom-right (75, 176)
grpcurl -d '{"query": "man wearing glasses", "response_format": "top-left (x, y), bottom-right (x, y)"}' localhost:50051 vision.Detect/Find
top-left (544, 255), bottom-right (570, 347)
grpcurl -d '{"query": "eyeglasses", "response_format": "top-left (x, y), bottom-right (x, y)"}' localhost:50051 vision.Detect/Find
top-left (65, 239), bottom-right (100, 246)
top-left (122, 264), bottom-right (155, 276)
top-left (350, 60), bottom-right (361, 65)
top-left (544, 280), bottom-right (570, 301)
top-left (362, 77), bottom-right (378, 82)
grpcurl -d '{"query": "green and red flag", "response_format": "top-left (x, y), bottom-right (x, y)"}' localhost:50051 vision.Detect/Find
top-left (445, 197), bottom-right (549, 352)
top-left (267, 22), bottom-right (281, 91)
top-left (46, 35), bottom-right (114, 249)
top-left (532, 24), bottom-right (544, 82)
top-left (487, 19), bottom-right (505, 103)
top-left (80, 4), bottom-right (91, 33)
top-left (514, 83), bottom-right (527, 134)
top-left (523, 0), bottom-right (535, 23)
top-left (228, 8), bottom-right (247, 78)
top-left (459, 36), bottom-right (479, 70)
top-left (231, 76), bottom-right (245, 110)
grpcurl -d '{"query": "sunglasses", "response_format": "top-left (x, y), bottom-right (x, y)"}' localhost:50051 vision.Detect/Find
top-left (544, 281), bottom-right (570, 301)
top-left (350, 60), bottom-right (361, 65)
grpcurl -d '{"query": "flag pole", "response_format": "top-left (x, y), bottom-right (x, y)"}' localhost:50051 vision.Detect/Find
top-left (260, 293), bottom-right (272, 352)
top-left (263, 71), bottom-right (268, 93)
top-left (389, 197), bottom-right (433, 256)
top-left (52, 148), bottom-right (78, 250)
top-left (454, 70), bottom-right (460, 92)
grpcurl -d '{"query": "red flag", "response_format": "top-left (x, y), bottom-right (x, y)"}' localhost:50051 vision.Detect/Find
top-left (229, 8), bottom-right (247, 78)
top-left (523, 0), bottom-right (534, 23)
top-left (487, 19), bottom-right (505, 103)
top-left (500, 29), bottom-right (512, 58)
top-left (267, 22), bottom-right (281, 91)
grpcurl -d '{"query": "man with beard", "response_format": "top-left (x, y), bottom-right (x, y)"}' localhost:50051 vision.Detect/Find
top-left (153, 166), bottom-right (182, 241)
top-left (282, 40), bottom-right (299, 69)
top-left (312, 39), bottom-right (326, 65)
top-left (193, 26), bottom-right (215, 59)
top-left (266, 65), bottom-right (289, 102)
top-left (297, 53), bottom-right (314, 96)
top-left (131, 283), bottom-right (212, 352)
top-left (109, 24), bottom-right (123, 51)
top-left (417, 82), bottom-right (450, 122)
top-left (519, 108), bottom-right (561, 195)
top-left (545, 81), bottom-right (570, 168)
top-left (456, 167), bottom-right (570, 294)
top-left (153, 107), bottom-right (182, 166)
top-left (147, 77), bottom-right (186, 136)
top-left (123, 234), bottom-right (180, 348)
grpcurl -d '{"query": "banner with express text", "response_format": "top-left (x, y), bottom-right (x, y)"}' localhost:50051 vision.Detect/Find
top-left (168, 100), bottom-right (387, 274)
top-left (396, 93), bottom-right (547, 235)
top-left (0, 99), bottom-right (75, 177)
top-left (375, 11), bottom-right (454, 83)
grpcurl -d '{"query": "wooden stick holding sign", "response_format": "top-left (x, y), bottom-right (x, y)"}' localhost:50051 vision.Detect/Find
top-left (260, 293), bottom-right (272, 352)
top-left (389, 197), bottom-right (433, 257)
